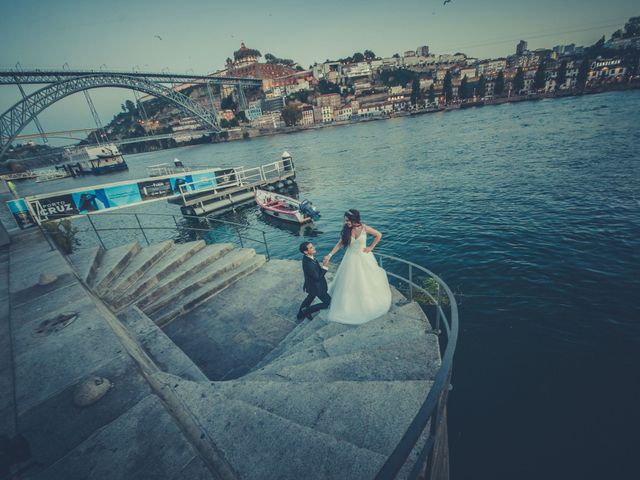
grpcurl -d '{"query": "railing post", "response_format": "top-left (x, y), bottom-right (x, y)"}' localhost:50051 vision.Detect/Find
top-left (435, 283), bottom-right (442, 332)
top-left (86, 214), bottom-right (105, 250)
top-left (262, 231), bottom-right (270, 261)
top-left (172, 215), bottom-right (179, 227)
top-left (234, 225), bottom-right (244, 248)
top-left (134, 213), bottom-right (150, 246)
top-left (409, 264), bottom-right (414, 302)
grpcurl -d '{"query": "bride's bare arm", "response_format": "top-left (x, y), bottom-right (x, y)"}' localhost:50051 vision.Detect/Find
top-left (363, 225), bottom-right (382, 253)
top-left (323, 238), bottom-right (343, 265)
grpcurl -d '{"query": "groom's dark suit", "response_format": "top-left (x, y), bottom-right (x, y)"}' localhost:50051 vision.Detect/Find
top-left (298, 255), bottom-right (331, 319)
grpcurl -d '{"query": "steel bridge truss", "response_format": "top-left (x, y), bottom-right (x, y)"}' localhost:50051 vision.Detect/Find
top-left (0, 73), bottom-right (229, 160)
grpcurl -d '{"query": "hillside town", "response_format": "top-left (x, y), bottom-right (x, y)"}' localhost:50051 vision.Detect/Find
top-left (6, 16), bottom-right (640, 157)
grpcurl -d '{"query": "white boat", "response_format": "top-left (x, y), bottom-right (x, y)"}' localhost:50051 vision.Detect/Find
top-left (254, 189), bottom-right (320, 224)
top-left (62, 143), bottom-right (128, 174)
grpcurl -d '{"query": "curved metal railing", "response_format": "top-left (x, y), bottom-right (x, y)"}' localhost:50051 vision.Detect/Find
top-left (373, 252), bottom-right (459, 479)
top-left (44, 211), bottom-right (271, 260)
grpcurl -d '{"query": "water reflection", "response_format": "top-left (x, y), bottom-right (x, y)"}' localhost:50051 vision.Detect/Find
top-left (256, 212), bottom-right (323, 237)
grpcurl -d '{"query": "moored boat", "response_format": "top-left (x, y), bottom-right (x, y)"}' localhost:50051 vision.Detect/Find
top-left (61, 143), bottom-right (128, 175)
top-left (255, 189), bottom-right (320, 224)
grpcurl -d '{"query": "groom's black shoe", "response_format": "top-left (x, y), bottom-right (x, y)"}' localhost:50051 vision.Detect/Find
top-left (296, 308), bottom-right (312, 321)
top-left (296, 309), bottom-right (306, 321)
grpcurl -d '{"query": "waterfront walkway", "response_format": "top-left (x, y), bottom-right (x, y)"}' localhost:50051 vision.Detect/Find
top-left (1, 228), bottom-right (443, 479)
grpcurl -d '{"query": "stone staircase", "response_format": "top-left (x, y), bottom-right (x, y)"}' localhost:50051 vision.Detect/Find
top-left (68, 239), bottom-right (266, 327)
top-left (68, 240), bottom-right (444, 478)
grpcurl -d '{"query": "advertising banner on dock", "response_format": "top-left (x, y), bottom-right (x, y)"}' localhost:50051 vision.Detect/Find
top-left (22, 169), bottom-right (222, 223)
top-left (6, 199), bottom-right (36, 229)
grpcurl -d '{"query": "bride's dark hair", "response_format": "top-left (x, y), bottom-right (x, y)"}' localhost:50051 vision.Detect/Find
top-left (340, 209), bottom-right (361, 246)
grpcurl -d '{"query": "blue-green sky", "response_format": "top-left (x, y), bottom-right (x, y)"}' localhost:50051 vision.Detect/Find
top-left (0, 0), bottom-right (637, 136)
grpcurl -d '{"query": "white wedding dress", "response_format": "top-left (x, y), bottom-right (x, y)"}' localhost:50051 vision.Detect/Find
top-left (327, 226), bottom-right (392, 325)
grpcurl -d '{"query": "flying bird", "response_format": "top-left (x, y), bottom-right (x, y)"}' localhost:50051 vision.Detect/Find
top-left (443, 0), bottom-right (452, 5)
top-left (154, 35), bottom-right (162, 40)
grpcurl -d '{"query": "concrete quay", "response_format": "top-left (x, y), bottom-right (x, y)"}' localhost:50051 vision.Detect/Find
top-left (1, 225), bottom-right (444, 479)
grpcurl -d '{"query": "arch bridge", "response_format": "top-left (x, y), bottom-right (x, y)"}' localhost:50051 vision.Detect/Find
top-left (0, 70), bottom-right (263, 161)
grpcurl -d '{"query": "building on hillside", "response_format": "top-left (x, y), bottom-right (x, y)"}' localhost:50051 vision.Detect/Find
top-left (245, 101), bottom-right (263, 121)
top-left (516, 40), bottom-right (528, 55)
top-left (343, 62), bottom-right (372, 79)
top-left (476, 59), bottom-right (507, 76)
top-left (251, 112), bottom-right (283, 129)
top-left (459, 67), bottom-right (477, 80)
top-left (300, 105), bottom-right (315, 126)
top-left (224, 42), bottom-right (298, 80)
top-left (262, 96), bottom-right (286, 113)
top-left (334, 104), bottom-right (353, 121)
top-left (320, 105), bottom-right (334, 123)
top-left (417, 45), bottom-right (430, 57)
top-left (316, 93), bottom-right (342, 108)
top-left (589, 58), bottom-right (627, 83)
top-left (312, 61), bottom-right (343, 81)
top-left (263, 70), bottom-right (315, 93)
top-left (220, 110), bottom-right (235, 121)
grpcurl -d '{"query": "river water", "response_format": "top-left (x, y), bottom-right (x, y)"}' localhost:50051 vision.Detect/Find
top-left (14, 90), bottom-right (640, 479)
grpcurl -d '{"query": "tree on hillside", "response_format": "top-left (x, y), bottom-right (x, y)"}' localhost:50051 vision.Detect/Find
top-left (513, 68), bottom-right (525, 94)
top-left (458, 75), bottom-right (470, 100)
top-left (125, 100), bottom-right (137, 115)
top-left (221, 95), bottom-right (237, 111)
top-left (443, 71), bottom-right (453, 104)
top-left (427, 84), bottom-right (435, 104)
top-left (477, 74), bottom-right (487, 98)
top-left (317, 79), bottom-right (341, 94)
top-left (555, 60), bottom-right (567, 91)
top-left (364, 50), bottom-right (376, 60)
top-left (380, 68), bottom-right (415, 87)
top-left (494, 70), bottom-right (505, 95)
top-left (281, 105), bottom-right (302, 126)
top-left (392, 53), bottom-right (400, 59)
top-left (624, 16), bottom-right (640, 37)
top-left (533, 62), bottom-right (546, 91)
top-left (410, 77), bottom-right (421, 106)
top-left (577, 58), bottom-right (590, 91)
top-left (265, 53), bottom-right (297, 67)
top-left (352, 52), bottom-right (365, 63)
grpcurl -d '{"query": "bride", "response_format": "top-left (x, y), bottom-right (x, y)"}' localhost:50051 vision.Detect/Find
top-left (322, 209), bottom-right (392, 325)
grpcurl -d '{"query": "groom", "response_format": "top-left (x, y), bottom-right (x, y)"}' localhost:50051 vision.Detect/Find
top-left (297, 241), bottom-right (331, 320)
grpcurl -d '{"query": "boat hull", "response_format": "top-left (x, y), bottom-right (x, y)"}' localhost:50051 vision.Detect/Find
top-left (260, 207), bottom-right (311, 224)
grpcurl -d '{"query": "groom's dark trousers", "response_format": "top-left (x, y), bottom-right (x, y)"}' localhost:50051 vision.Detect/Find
top-left (299, 255), bottom-right (331, 315)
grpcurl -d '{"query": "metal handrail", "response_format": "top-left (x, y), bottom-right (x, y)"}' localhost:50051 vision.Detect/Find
top-left (43, 211), bottom-right (271, 260)
top-left (373, 252), bottom-right (459, 479)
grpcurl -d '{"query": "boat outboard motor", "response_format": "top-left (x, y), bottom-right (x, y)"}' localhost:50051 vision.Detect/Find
top-left (173, 158), bottom-right (184, 168)
top-left (299, 200), bottom-right (320, 221)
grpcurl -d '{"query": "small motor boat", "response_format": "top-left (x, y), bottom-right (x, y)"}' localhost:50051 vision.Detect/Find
top-left (255, 189), bottom-right (320, 224)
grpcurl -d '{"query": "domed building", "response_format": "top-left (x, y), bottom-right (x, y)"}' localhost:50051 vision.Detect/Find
top-left (225, 42), bottom-right (298, 80)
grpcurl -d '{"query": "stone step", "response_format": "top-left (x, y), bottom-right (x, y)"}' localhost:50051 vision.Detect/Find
top-left (211, 380), bottom-right (433, 456)
top-left (163, 375), bottom-right (386, 480)
top-left (252, 287), bottom-right (409, 372)
top-left (110, 240), bottom-right (207, 311)
top-left (251, 316), bottom-right (314, 371)
top-left (67, 245), bottom-right (104, 285)
top-left (256, 326), bottom-right (432, 376)
top-left (118, 306), bottom-right (207, 381)
top-left (93, 242), bottom-right (141, 295)
top-left (279, 285), bottom-right (409, 354)
top-left (272, 302), bottom-right (430, 365)
top-left (133, 243), bottom-right (236, 312)
top-left (247, 337), bottom-right (441, 383)
top-left (103, 240), bottom-right (174, 304)
top-left (150, 253), bottom-right (266, 327)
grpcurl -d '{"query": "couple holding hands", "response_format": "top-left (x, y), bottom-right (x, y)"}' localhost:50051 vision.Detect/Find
top-left (297, 209), bottom-right (392, 325)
